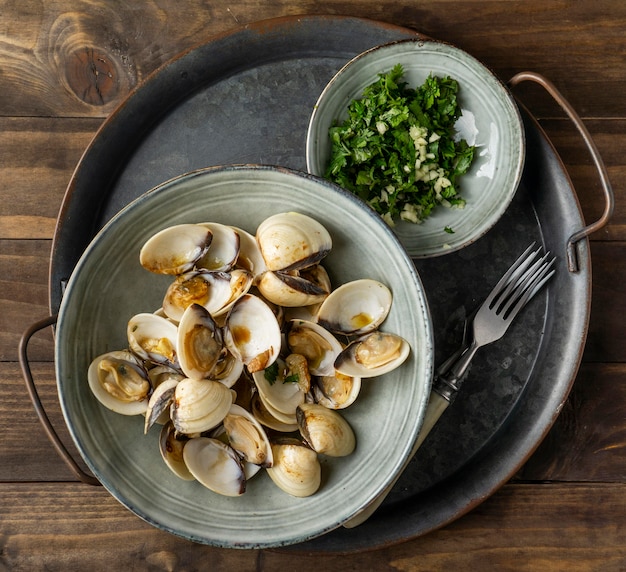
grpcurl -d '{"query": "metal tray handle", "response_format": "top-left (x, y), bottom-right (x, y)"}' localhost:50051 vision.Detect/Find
top-left (18, 315), bottom-right (100, 486)
top-left (508, 71), bottom-right (614, 272)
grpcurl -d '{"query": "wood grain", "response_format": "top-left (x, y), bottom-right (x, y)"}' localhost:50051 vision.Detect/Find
top-left (0, 2), bottom-right (624, 118)
top-left (0, 482), bottom-right (624, 570)
top-left (1, 1), bottom-right (625, 569)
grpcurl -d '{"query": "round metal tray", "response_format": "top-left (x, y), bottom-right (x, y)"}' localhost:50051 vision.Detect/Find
top-left (45, 16), bottom-right (600, 552)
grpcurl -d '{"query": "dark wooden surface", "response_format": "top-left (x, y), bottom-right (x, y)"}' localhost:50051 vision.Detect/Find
top-left (1, 2), bottom-right (624, 570)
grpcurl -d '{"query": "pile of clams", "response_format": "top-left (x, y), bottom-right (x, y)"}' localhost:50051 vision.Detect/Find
top-left (88, 212), bottom-right (411, 498)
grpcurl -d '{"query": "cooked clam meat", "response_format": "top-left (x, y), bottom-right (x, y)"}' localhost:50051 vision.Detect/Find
top-left (88, 350), bottom-right (150, 415)
top-left (176, 303), bottom-right (224, 381)
top-left (334, 331), bottom-right (410, 378)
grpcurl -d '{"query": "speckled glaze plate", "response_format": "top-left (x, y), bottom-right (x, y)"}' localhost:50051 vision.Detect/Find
top-left (306, 39), bottom-right (525, 258)
top-left (49, 16), bottom-right (591, 552)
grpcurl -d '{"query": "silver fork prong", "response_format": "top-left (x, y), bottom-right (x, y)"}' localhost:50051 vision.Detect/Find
top-left (501, 255), bottom-right (555, 320)
top-left (491, 250), bottom-right (543, 311)
top-left (496, 252), bottom-right (548, 314)
top-left (484, 243), bottom-right (538, 308)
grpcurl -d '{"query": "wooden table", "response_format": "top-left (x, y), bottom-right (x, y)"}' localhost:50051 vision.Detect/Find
top-left (1, 2), bottom-right (624, 570)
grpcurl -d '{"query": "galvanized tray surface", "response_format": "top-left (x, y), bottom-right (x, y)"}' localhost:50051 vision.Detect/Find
top-left (50, 16), bottom-right (590, 552)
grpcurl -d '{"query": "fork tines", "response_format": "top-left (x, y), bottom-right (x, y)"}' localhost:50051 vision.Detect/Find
top-left (489, 243), bottom-right (556, 319)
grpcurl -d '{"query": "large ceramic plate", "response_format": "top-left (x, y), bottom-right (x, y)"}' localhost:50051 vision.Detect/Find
top-left (306, 39), bottom-right (525, 257)
top-left (55, 165), bottom-right (433, 549)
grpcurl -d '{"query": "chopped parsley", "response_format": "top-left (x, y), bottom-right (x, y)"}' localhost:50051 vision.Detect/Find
top-left (325, 64), bottom-right (475, 226)
top-left (263, 362), bottom-right (299, 385)
top-left (264, 362), bottom-right (278, 384)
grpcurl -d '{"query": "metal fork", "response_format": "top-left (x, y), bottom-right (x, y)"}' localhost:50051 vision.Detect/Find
top-left (343, 243), bottom-right (556, 529)
top-left (435, 243), bottom-right (556, 400)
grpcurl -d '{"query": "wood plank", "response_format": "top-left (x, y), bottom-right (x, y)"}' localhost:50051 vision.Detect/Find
top-left (0, 116), bottom-right (622, 241)
top-left (0, 482), bottom-right (624, 570)
top-left (4, 360), bottom-right (626, 484)
top-left (0, 118), bottom-right (99, 240)
top-left (584, 242), bottom-right (626, 363)
top-left (519, 363), bottom-right (626, 481)
top-left (536, 119), bottom-right (625, 242)
top-left (0, 240), bottom-right (53, 362)
top-left (0, 2), bottom-right (624, 119)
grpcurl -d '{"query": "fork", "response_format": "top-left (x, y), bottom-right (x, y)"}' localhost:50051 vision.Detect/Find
top-left (343, 243), bottom-right (556, 529)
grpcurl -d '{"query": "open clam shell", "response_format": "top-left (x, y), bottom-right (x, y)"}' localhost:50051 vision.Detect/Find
top-left (256, 211), bottom-right (332, 272)
top-left (317, 278), bottom-right (392, 336)
top-left (139, 223), bottom-right (212, 275)
top-left (87, 350), bottom-right (150, 416)
top-left (223, 293), bottom-right (281, 373)
top-left (334, 331), bottom-right (410, 378)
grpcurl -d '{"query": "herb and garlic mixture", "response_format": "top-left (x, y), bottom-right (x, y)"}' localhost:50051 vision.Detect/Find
top-left (325, 64), bottom-right (475, 227)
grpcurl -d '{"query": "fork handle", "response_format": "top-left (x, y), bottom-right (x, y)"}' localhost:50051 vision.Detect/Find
top-left (343, 391), bottom-right (449, 528)
top-left (435, 340), bottom-right (480, 399)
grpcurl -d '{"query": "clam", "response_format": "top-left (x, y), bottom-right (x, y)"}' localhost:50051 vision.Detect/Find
top-left (296, 403), bottom-right (356, 457)
top-left (266, 438), bottom-right (322, 498)
top-left (127, 313), bottom-right (178, 367)
top-left (313, 371), bottom-right (361, 410)
top-left (162, 270), bottom-right (248, 322)
top-left (230, 226), bottom-right (267, 280)
top-left (183, 437), bottom-right (246, 496)
top-left (139, 223), bottom-right (212, 275)
top-left (334, 331), bottom-right (410, 378)
top-left (144, 376), bottom-right (179, 433)
top-left (317, 279), bottom-right (392, 335)
top-left (176, 303), bottom-right (224, 381)
top-left (196, 222), bottom-right (240, 272)
top-left (256, 266), bottom-right (330, 307)
top-left (88, 350), bottom-right (150, 415)
top-left (256, 212), bottom-right (332, 272)
top-left (223, 404), bottom-right (273, 467)
top-left (250, 393), bottom-right (299, 433)
top-left (170, 378), bottom-right (233, 435)
top-left (159, 421), bottom-right (195, 481)
top-left (251, 358), bottom-right (306, 424)
top-left (223, 294), bottom-right (281, 373)
top-left (286, 319), bottom-right (343, 376)
top-left (211, 350), bottom-right (244, 389)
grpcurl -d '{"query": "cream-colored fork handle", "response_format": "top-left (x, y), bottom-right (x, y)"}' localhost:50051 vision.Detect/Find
top-left (343, 391), bottom-right (449, 528)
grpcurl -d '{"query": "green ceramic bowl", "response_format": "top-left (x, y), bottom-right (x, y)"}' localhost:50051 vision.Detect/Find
top-left (55, 165), bottom-right (433, 548)
top-left (306, 39), bottom-right (525, 258)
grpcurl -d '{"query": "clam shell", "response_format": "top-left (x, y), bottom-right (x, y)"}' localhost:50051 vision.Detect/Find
top-left (256, 212), bottom-right (332, 271)
top-left (159, 422), bottom-right (195, 481)
top-left (87, 350), bottom-right (150, 416)
top-left (171, 378), bottom-right (233, 435)
top-left (183, 437), bottom-right (246, 496)
top-left (286, 319), bottom-right (343, 377)
top-left (176, 303), bottom-right (224, 381)
top-left (127, 313), bottom-right (179, 367)
top-left (139, 223), bottom-right (212, 275)
top-left (196, 222), bottom-right (240, 272)
top-left (223, 294), bottom-right (281, 373)
top-left (296, 402), bottom-right (356, 457)
top-left (266, 439), bottom-right (321, 498)
top-left (317, 279), bottom-right (392, 335)
top-left (223, 404), bottom-right (274, 467)
top-left (334, 331), bottom-right (410, 378)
